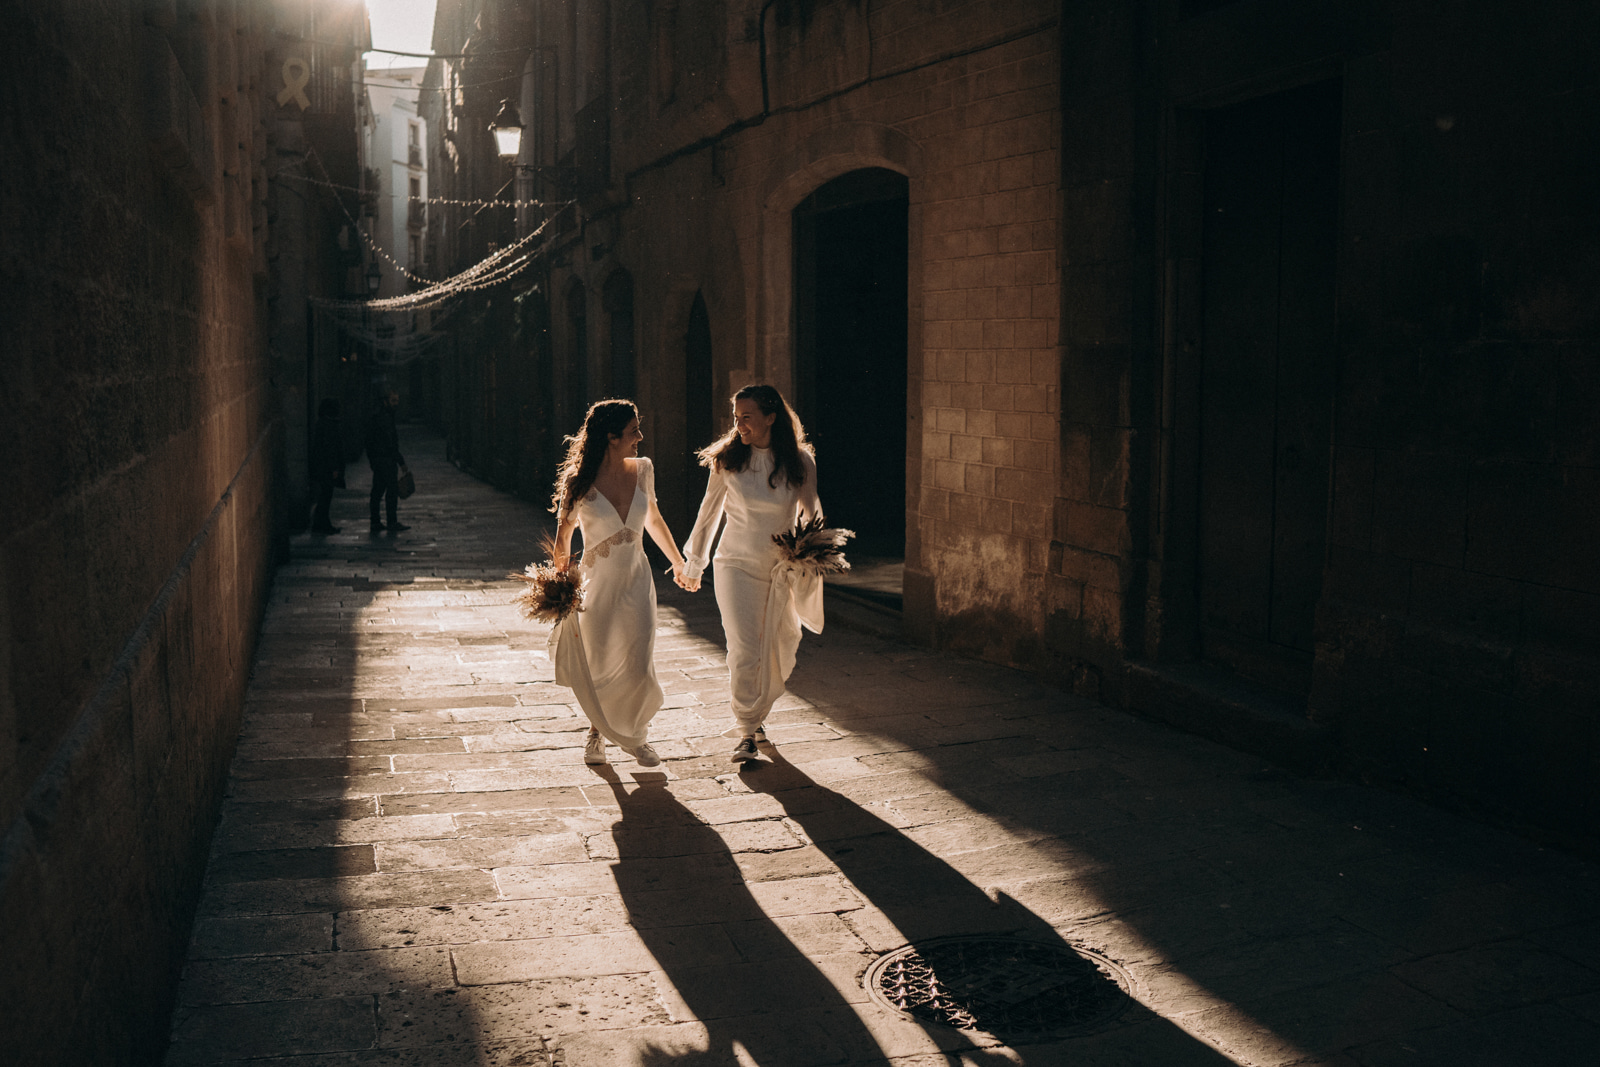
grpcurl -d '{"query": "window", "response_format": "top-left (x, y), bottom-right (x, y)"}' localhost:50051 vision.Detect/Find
top-left (407, 178), bottom-right (424, 229)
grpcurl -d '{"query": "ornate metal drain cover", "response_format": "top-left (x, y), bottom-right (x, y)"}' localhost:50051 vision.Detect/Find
top-left (864, 936), bottom-right (1132, 1036)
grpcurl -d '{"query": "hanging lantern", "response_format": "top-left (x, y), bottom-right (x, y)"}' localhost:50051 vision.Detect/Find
top-left (491, 99), bottom-right (523, 160)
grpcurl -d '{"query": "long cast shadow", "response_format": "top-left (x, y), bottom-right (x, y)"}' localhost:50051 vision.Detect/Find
top-left (165, 424), bottom-right (528, 1063)
top-left (599, 773), bottom-right (902, 1065)
top-left (739, 753), bottom-right (1239, 1063)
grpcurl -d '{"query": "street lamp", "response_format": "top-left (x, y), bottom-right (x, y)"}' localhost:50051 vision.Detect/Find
top-left (491, 99), bottom-right (523, 160)
top-left (365, 260), bottom-right (382, 296)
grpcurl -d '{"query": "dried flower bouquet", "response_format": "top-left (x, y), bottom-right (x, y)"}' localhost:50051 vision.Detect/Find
top-left (772, 516), bottom-right (855, 576)
top-left (508, 538), bottom-right (586, 623)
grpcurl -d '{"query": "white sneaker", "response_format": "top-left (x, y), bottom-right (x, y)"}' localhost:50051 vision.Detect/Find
top-left (584, 732), bottom-right (608, 765)
top-left (631, 743), bottom-right (662, 768)
top-left (720, 724), bottom-right (768, 742)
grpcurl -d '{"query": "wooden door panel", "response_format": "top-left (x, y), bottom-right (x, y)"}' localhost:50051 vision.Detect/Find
top-left (1269, 83), bottom-right (1341, 653)
top-left (1198, 81), bottom-right (1341, 695)
top-left (1200, 92), bottom-right (1285, 643)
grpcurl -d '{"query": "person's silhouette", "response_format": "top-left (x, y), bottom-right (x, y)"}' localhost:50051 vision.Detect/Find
top-left (599, 773), bottom-right (891, 1064)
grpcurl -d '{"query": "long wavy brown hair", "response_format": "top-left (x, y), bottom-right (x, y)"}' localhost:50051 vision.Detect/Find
top-left (550, 399), bottom-right (638, 516)
top-left (696, 384), bottom-right (812, 489)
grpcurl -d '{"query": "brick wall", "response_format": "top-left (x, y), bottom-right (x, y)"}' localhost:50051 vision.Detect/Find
top-left (908, 26), bottom-right (1062, 665)
top-left (497, 0), bottom-right (1064, 670)
top-left (0, 4), bottom-right (287, 1061)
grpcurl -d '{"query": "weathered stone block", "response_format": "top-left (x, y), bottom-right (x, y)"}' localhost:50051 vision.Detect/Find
top-left (166, 996), bottom-right (375, 1064)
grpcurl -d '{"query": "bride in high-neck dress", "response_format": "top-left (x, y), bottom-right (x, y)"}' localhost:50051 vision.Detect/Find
top-left (680, 385), bottom-right (825, 764)
top-left (550, 400), bottom-right (693, 767)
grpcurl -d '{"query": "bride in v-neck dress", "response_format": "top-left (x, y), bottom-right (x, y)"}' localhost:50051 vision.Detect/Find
top-left (550, 400), bottom-right (693, 766)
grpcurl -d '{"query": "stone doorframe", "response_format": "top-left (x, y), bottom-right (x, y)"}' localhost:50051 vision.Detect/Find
top-left (753, 121), bottom-right (926, 586)
top-left (754, 122), bottom-right (924, 396)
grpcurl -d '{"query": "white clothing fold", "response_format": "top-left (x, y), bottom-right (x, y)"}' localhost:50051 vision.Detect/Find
top-left (681, 447), bottom-right (821, 583)
top-left (685, 447), bottom-right (823, 730)
top-left (548, 458), bottom-right (663, 749)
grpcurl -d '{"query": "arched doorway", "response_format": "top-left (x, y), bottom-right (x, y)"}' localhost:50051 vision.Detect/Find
top-left (793, 168), bottom-right (909, 582)
top-left (684, 290), bottom-right (715, 526)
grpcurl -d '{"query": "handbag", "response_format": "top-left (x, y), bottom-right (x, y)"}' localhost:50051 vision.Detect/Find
top-left (396, 464), bottom-right (416, 499)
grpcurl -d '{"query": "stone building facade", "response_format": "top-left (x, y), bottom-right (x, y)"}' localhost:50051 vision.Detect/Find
top-left (424, 0), bottom-right (1065, 625)
top-left (0, 2), bottom-right (367, 1061)
top-left (359, 64), bottom-right (429, 299)
top-left (421, 0), bottom-right (1596, 849)
top-left (1053, 0), bottom-right (1599, 848)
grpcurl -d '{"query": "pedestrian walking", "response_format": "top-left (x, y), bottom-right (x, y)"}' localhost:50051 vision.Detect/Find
top-left (680, 384), bottom-right (825, 764)
top-left (549, 400), bottom-right (694, 767)
top-left (308, 398), bottom-right (345, 534)
top-left (364, 388), bottom-right (409, 533)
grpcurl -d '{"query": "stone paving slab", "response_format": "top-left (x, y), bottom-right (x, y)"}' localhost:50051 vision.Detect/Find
top-left (165, 427), bottom-right (1600, 1066)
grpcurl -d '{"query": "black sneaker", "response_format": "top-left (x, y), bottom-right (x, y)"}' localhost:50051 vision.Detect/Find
top-left (730, 737), bottom-right (760, 764)
top-left (369, 520), bottom-right (386, 532)
top-left (388, 522), bottom-right (412, 533)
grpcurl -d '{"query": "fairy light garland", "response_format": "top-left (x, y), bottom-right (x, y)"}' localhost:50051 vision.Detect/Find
top-left (360, 217), bottom-right (437, 287)
top-left (317, 307), bottom-right (455, 367)
top-left (291, 147), bottom-right (568, 368)
top-left (310, 211), bottom-right (564, 313)
top-left (284, 152), bottom-right (438, 285)
top-left (279, 171), bottom-right (555, 210)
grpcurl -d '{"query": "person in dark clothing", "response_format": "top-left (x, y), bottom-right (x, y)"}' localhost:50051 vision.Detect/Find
top-left (309, 398), bottom-right (346, 534)
top-left (365, 389), bottom-right (409, 533)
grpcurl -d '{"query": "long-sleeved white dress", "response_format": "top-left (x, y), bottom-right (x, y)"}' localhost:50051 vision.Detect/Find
top-left (682, 447), bottom-right (823, 733)
top-left (549, 458), bottom-right (664, 749)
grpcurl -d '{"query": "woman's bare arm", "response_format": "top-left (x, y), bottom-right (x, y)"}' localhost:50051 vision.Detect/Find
top-left (553, 507), bottom-right (578, 571)
top-left (643, 495), bottom-right (695, 589)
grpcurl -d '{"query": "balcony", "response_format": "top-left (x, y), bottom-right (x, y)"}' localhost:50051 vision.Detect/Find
top-left (407, 199), bottom-right (426, 230)
top-left (408, 144), bottom-right (422, 167)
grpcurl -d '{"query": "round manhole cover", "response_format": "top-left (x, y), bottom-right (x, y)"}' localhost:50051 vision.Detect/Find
top-left (864, 936), bottom-right (1132, 1037)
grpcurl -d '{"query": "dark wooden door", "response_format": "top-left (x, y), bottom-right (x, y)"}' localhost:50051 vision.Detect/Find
top-left (1198, 80), bottom-right (1341, 697)
top-left (793, 168), bottom-right (909, 557)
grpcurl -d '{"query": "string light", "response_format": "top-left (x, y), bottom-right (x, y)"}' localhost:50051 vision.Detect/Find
top-left (294, 147), bottom-right (566, 343)
top-left (312, 302), bottom-right (461, 367)
top-left (278, 171), bottom-right (555, 211)
top-left (310, 211), bottom-right (564, 313)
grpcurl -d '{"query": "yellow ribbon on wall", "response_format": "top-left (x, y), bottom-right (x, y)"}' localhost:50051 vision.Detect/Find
top-left (277, 57), bottom-right (310, 110)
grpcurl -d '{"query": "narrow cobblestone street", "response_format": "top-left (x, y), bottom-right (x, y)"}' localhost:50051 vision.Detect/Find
top-left (164, 428), bottom-right (1600, 1067)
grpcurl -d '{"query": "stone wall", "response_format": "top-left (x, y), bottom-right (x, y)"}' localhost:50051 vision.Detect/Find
top-left (1057, 0), bottom-right (1600, 848)
top-left (0, 3), bottom-right (283, 1061)
top-left (474, 0), bottom-right (1064, 668)
top-left (425, 0), bottom-right (1595, 848)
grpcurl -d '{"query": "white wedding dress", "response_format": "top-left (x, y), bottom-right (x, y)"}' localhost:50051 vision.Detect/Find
top-left (549, 458), bottom-right (663, 749)
top-left (682, 447), bottom-right (824, 733)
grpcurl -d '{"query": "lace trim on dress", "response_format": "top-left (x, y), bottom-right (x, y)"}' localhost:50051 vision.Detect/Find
top-left (587, 526), bottom-right (638, 559)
